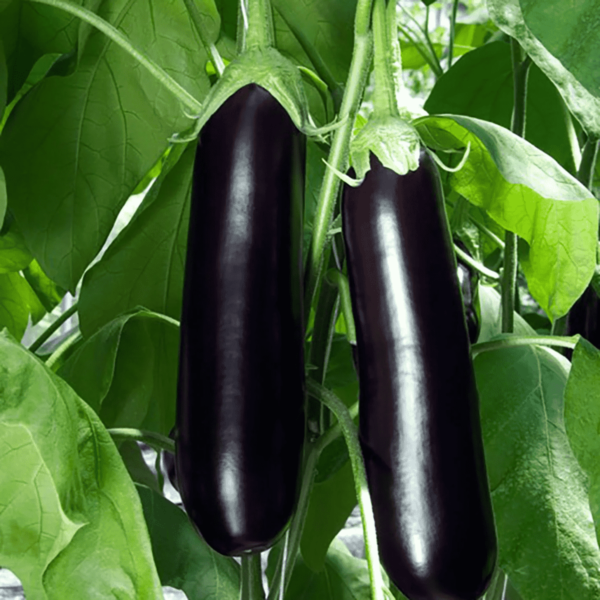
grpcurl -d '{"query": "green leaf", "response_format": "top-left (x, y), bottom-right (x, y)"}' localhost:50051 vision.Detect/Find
top-left (0, 166), bottom-right (6, 226)
top-left (401, 41), bottom-right (443, 70)
top-left (452, 22), bottom-right (495, 55)
top-left (301, 461), bottom-right (357, 572)
top-left (416, 115), bottom-right (598, 320)
top-left (268, 538), bottom-right (375, 600)
top-left (119, 441), bottom-right (160, 493)
top-left (476, 284), bottom-right (537, 343)
top-left (475, 344), bottom-right (600, 599)
top-left (22, 259), bottom-right (65, 313)
top-left (0, 271), bottom-right (42, 339)
top-left (0, 39), bottom-right (6, 123)
top-left (78, 143), bottom-right (194, 336)
top-left (0, 0), bottom-right (82, 101)
top-left (0, 0), bottom-right (210, 291)
top-left (420, 0), bottom-right (436, 6)
top-left (0, 216), bottom-right (32, 274)
top-left (271, 0), bottom-right (357, 88)
top-left (487, 0), bottom-right (600, 137)
top-left (137, 485), bottom-right (241, 599)
top-left (59, 308), bottom-right (179, 436)
top-left (425, 41), bottom-right (579, 174)
top-left (564, 339), bottom-right (600, 544)
top-left (0, 330), bottom-right (163, 599)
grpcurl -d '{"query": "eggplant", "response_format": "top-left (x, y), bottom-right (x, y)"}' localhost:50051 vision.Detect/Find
top-left (343, 152), bottom-right (497, 599)
top-left (176, 84), bottom-right (306, 556)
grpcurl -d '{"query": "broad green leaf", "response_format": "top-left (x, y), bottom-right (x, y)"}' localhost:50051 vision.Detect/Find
top-left (0, 331), bottom-right (163, 599)
top-left (188, 0), bottom-right (221, 44)
top-left (0, 271), bottom-right (42, 339)
top-left (425, 41), bottom-right (579, 174)
top-left (0, 216), bottom-right (32, 273)
top-left (0, 0), bottom-right (83, 101)
top-left (59, 308), bottom-right (179, 436)
top-left (22, 259), bottom-right (65, 313)
top-left (0, 0), bottom-right (210, 291)
top-left (78, 143), bottom-right (194, 336)
top-left (475, 344), bottom-right (600, 600)
top-left (0, 166), bottom-right (5, 225)
top-left (476, 284), bottom-right (538, 343)
top-left (416, 115), bottom-right (598, 320)
top-left (487, 0), bottom-right (600, 137)
top-left (137, 485), bottom-right (240, 599)
top-left (400, 42), bottom-right (443, 71)
top-left (119, 441), bottom-right (160, 493)
top-left (301, 461), bottom-right (357, 572)
top-left (268, 539), bottom-right (375, 600)
top-left (0, 40), bottom-right (6, 122)
top-left (453, 22), bottom-right (496, 54)
top-left (564, 339), bottom-right (600, 544)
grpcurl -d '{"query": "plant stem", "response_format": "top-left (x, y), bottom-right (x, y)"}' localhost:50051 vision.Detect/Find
top-left (304, 0), bottom-right (374, 320)
top-left (241, 554), bottom-right (265, 600)
top-left (306, 380), bottom-right (385, 600)
top-left (315, 400), bottom-right (360, 453)
top-left (398, 3), bottom-right (443, 77)
top-left (448, 0), bottom-right (460, 68)
top-left (423, 6), bottom-right (442, 76)
top-left (108, 428), bottom-right (176, 453)
top-left (182, 0), bottom-right (225, 76)
top-left (29, 302), bottom-right (78, 353)
top-left (471, 334), bottom-right (579, 358)
top-left (45, 331), bottom-right (82, 370)
top-left (243, 0), bottom-right (274, 51)
top-left (29, 0), bottom-right (202, 114)
top-left (502, 39), bottom-right (531, 334)
top-left (397, 23), bottom-right (440, 74)
top-left (266, 444), bottom-right (319, 600)
top-left (326, 270), bottom-right (357, 344)
top-left (308, 251), bottom-right (340, 434)
top-left (577, 136), bottom-right (600, 189)
top-left (371, 0), bottom-right (400, 118)
top-left (274, 5), bottom-right (344, 112)
top-left (453, 244), bottom-right (500, 281)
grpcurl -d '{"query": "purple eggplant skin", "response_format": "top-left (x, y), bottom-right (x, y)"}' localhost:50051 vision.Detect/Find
top-left (176, 84), bottom-right (306, 557)
top-left (565, 286), bottom-right (600, 359)
top-left (343, 153), bottom-right (497, 600)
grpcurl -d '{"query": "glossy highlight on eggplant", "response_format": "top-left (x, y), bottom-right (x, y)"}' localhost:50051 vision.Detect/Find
top-left (343, 153), bottom-right (497, 599)
top-left (176, 84), bottom-right (306, 556)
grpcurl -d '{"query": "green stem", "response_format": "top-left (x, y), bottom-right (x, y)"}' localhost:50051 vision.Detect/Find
top-left (274, 6), bottom-right (344, 112)
top-left (423, 6), bottom-right (442, 76)
top-left (241, 554), bottom-right (265, 600)
top-left (326, 270), bottom-right (357, 344)
top-left (397, 23), bottom-right (442, 77)
top-left (29, 0), bottom-right (202, 114)
top-left (510, 40), bottom-right (531, 139)
top-left (308, 252), bottom-right (340, 434)
top-left (45, 331), bottom-right (82, 371)
top-left (502, 39), bottom-right (531, 333)
top-left (306, 380), bottom-right (385, 600)
top-left (182, 0), bottom-right (225, 76)
top-left (453, 244), bottom-right (500, 281)
top-left (398, 4), bottom-right (443, 77)
top-left (29, 302), bottom-right (78, 353)
top-left (471, 334), bottom-right (579, 358)
top-left (448, 0), bottom-right (460, 68)
top-left (266, 444), bottom-right (320, 600)
top-left (266, 398), bottom-right (360, 600)
top-left (108, 428), bottom-right (176, 453)
top-left (304, 0), bottom-right (374, 320)
top-left (371, 0), bottom-right (400, 118)
top-left (577, 136), bottom-right (600, 189)
top-left (315, 400), bottom-right (360, 454)
top-left (243, 0), bottom-right (274, 51)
